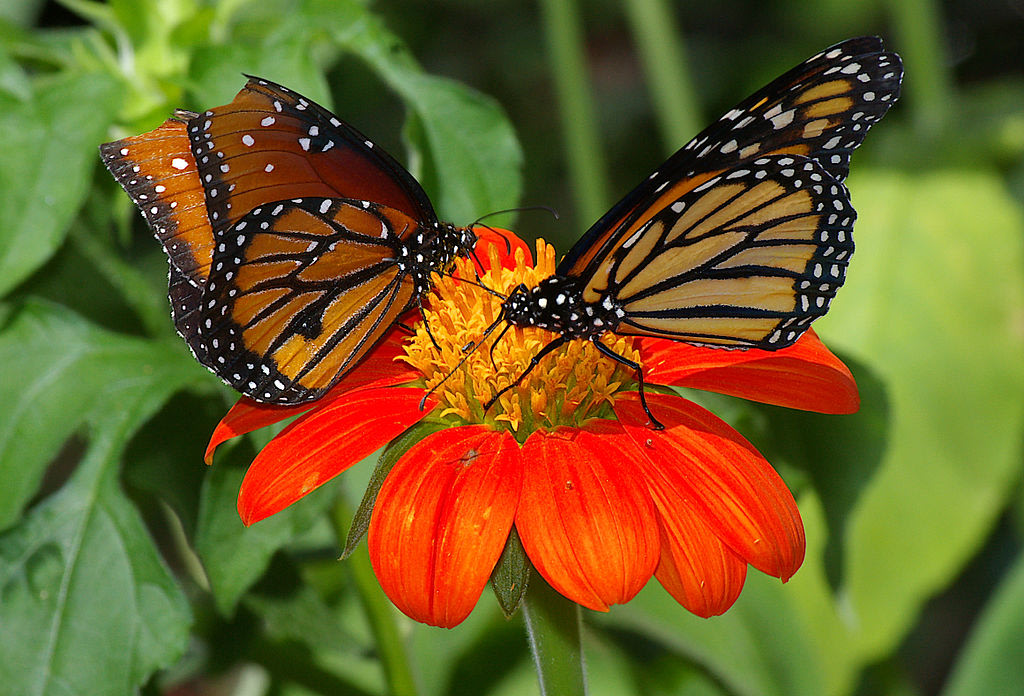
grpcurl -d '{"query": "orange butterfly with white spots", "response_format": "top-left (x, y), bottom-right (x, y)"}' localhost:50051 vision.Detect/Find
top-left (101, 78), bottom-right (478, 404)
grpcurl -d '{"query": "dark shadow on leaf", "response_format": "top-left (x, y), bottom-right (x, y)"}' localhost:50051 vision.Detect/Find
top-left (758, 352), bottom-right (890, 591)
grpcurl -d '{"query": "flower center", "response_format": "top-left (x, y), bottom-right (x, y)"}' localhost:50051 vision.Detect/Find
top-left (401, 238), bottom-right (641, 437)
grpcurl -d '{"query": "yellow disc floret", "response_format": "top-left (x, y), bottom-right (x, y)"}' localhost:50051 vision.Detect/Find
top-left (401, 239), bottom-right (642, 438)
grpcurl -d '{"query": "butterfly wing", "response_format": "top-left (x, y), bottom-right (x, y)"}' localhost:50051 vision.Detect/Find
top-left (168, 264), bottom-right (212, 365)
top-left (596, 155), bottom-right (854, 349)
top-left (101, 78), bottom-right (453, 397)
top-left (102, 76), bottom-right (439, 282)
top-left (197, 198), bottom-right (422, 403)
top-left (100, 116), bottom-right (215, 286)
top-left (186, 76), bottom-right (438, 239)
top-left (560, 36), bottom-right (902, 278)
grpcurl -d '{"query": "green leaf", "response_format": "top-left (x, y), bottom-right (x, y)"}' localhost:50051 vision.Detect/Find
top-left (0, 0), bottom-right (42, 28)
top-left (0, 71), bottom-right (119, 297)
top-left (490, 527), bottom-right (531, 618)
top-left (330, 1), bottom-right (523, 223)
top-left (194, 450), bottom-right (337, 616)
top-left (396, 75), bottom-right (524, 223)
top-left (599, 494), bottom-right (851, 696)
top-left (942, 551), bottom-right (1024, 696)
top-left (0, 300), bottom-right (206, 529)
top-left (188, 15), bottom-right (328, 110)
top-left (240, 557), bottom-right (385, 695)
top-left (816, 169), bottom-right (1024, 660)
top-left (0, 38), bottom-right (33, 99)
top-left (604, 574), bottom-right (827, 696)
top-left (408, 604), bottom-right (524, 696)
top-left (757, 357), bottom-right (890, 590)
top-left (0, 302), bottom-right (197, 696)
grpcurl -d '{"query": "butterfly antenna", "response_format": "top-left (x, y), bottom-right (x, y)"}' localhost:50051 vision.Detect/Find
top-left (591, 340), bottom-right (665, 430)
top-left (487, 284), bottom-right (526, 368)
top-left (470, 205), bottom-right (560, 228)
top-left (469, 205), bottom-right (560, 257)
top-left (436, 269), bottom-right (508, 300)
top-left (487, 322), bottom-right (513, 371)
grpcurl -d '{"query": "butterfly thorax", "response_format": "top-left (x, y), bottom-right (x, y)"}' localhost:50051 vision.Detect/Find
top-left (503, 276), bottom-right (624, 339)
top-left (402, 222), bottom-right (476, 295)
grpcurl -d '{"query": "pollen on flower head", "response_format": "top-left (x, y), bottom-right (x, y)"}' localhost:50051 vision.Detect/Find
top-left (400, 238), bottom-right (641, 438)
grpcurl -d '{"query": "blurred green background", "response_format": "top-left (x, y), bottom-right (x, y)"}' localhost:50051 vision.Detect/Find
top-left (1, 1), bottom-right (1023, 695)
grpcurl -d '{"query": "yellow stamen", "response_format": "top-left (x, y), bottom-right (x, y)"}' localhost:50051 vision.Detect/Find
top-left (401, 239), bottom-right (642, 437)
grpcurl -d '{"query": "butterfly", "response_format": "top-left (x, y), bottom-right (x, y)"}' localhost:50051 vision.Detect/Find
top-left (101, 77), bottom-right (478, 404)
top-left (476, 36), bottom-right (903, 428)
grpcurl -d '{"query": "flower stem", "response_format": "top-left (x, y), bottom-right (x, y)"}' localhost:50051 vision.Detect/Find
top-left (538, 0), bottom-right (610, 224)
top-left (330, 497), bottom-right (418, 696)
top-left (886, 0), bottom-right (953, 135)
top-left (622, 0), bottom-right (701, 149)
top-left (522, 576), bottom-right (588, 696)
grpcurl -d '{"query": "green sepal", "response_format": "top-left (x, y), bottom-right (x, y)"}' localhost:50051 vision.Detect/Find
top-left (341, 419), bottom-right (448, 558)
top-left (490, 526), bottom-right (532, 618)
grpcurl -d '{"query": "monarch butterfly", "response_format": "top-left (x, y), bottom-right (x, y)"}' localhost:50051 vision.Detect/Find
top-left (478, 36), bottom-right (903, 428)
top-left (101, 77), bottom-right (478, 404)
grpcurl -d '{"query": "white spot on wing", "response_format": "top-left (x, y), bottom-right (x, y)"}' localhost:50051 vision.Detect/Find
top-left (770, 109), bottom-right (796, 130)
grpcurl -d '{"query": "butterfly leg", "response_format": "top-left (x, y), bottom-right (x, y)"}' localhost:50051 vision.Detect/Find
top-left (420, 312), bottom-right (509, 411)
top-left (591, 340), bottom-right (665, 430)
top-left (486, 322), bottom-right (514, 371)
top-left (417, 296), bottom-right (442, 351)
top-left (484, 335), bottom-right (569, 413)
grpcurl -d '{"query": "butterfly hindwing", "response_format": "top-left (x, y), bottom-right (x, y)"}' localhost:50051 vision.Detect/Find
top-left (560, 36), bottom-right (901, 279)
top-left (185, 77), bottom-right (438, 239)
top-left (600, 155), bottom-right (855, 349)
top-left (196, 198), bottom-right (422, 403)
top-left (168, 264), bottom-right (211, 366)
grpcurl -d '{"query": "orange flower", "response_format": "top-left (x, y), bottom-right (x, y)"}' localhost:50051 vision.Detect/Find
top-left (206, 228), bottom-right (858, 627)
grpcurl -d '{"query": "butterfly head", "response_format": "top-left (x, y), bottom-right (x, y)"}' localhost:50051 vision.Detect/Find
top-left (403, 222), bottom-right (478, 294)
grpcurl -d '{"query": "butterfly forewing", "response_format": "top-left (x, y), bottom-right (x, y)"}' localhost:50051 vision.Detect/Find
top-left (197, 198), bottom-right (422, 403)
top-left (674, 36), bottom-right (902, 182)
top-left (559, 36), bottom-right (902, 280)
top-left (186, 77), bottom-right (437, 239)
top-left (599, 155), bottom-right (854, 348)
top-left (100, 117), bottom-right (215, 286)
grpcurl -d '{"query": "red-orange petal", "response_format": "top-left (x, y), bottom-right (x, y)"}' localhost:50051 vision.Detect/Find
top-left (237, 387), bottom-right (435, 525)
top-left (654, 502), bottom-right (748, 617)
top-left (472, 227), bottom-right (533, 271)
top-left (639, 329), bottom-right (859, 414)
top-left (615, 392), bottom-right (805, 581)
top-left (204, 329), bottom-right (419, 464)
top-left (516, 425), bottom-right (660, 612)
top-left (368, 426), bottom-right (522, 628)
